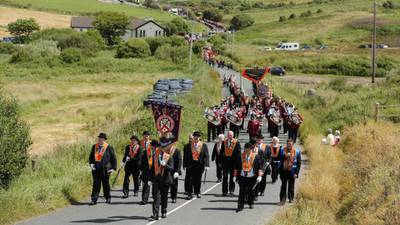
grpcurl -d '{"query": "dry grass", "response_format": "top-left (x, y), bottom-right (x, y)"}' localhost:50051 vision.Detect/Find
top-left (0, 6), bottom-right (70, 38)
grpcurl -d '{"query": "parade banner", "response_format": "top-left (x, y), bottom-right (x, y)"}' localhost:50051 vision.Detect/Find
top-left (241, 67), bottom-right (270, 83)
top-left (257, 83), bottom-right (269, 98)
top-left (150, 101), bottom-right (183, 142)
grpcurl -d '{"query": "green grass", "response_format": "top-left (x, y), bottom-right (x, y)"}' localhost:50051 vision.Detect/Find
top-left (0, 0), bottom-right (174, 22)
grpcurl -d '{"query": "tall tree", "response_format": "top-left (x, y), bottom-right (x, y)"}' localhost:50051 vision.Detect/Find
top-left (7, 18), bottom-right (40, 43)
top-left (94, 12), bottom-right (129, 46)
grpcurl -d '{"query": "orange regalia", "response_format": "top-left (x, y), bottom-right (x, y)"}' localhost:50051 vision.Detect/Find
top-left (154, 149), bottom-right (170, 176)
top-left (94, 143), bottom-right (108, 162)
top-left (129, 144), bottom-right (140, 158)
top-left (271, 144), bottom-right (281, 158)
top-left (283, 147), bottom-right (296, 171)
top-left (224, 139), bottom-right (237, 157)
top-left (191, 141), bottom-right (203, 161)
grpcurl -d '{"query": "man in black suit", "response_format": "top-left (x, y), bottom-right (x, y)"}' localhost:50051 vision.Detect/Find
top-left (122, 135), bottom-right (142, 198)
top-left (89, 132), bottom-right (117, 205)
top-left (212, 134), bottom-right (225, 183)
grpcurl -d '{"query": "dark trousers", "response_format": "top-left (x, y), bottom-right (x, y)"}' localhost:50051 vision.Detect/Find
top-left (280, 170), bottom-right (295, 202)
top-left (258, 172), bottom-right (268, 194)
top-left (170, 178), bottom-right (178, 200)
top-left (238, 176), bottom-right (256, 208)
top-left (288, 128), bottom-right (299, 144)
top-left (152, 179), bottom-right (169, 217)
top-left (271, 161), bottom-right (280, 183)
top-left (208, 123), bottom-right (217, 142)
top-left (218, 123), bottom-right (226, 135)
top-left (184, 168), bottom-right (191, 194)
top-left (230, 124), bottom-right (240, 138)
top-left (216, 164), bottom-right (222, 180)
top-left (270, 125), bottom-right (279, 138)
top-left (283, 121), bottom-right (288, 134)
top-left (222, 167), bottom-right (235, 194)
top-left (187, 164), bottom-right (204, 195)
top-left (91, 170), bottom-right (110, 202)
top-left (141, 178), bottom-right (151, 203)
top-left (123, 168), bottom-right (140, 195)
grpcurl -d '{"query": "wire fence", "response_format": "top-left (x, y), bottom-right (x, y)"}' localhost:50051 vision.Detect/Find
top-left (374, 103), bottom-right (400, 122)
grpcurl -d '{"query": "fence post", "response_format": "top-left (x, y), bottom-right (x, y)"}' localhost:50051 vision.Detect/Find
top-left (374, 102), bottom-right (380, 122)
top-left (31, 159), bottom-right (36, 172)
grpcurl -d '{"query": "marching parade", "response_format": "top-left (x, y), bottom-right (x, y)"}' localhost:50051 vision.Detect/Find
top-left (88, 63), bottom-right (304, 221)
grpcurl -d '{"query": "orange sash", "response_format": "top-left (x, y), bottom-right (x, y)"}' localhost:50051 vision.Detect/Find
top-left (271, 144), bottom-right (281, 158)
top-left (140, 139), bottom-right (151, 151)
top-left (224, 139), bottom-right (237, 157)
top-left (154, 149), bottom-right (170, 176)
top-left (191, 141), bottom-right (203, 161)
top-left (148, 148), bottom-right (155, 169)
top-left (283, 147), bottom-right (296, 171)
top-left (242, 150), bottom-right (255, 172)
top-left (94, 143), bottom-right (108, 162)
top-left (129, 144), bottom-right (139, 158)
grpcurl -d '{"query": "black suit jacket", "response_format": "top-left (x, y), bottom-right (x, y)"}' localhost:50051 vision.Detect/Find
top-left (221, 140), bottom-right (241, 169)
top-left (122, 144), bottom-right (142, 170)
top-left (172, 149), bottom-right (182, 175)
top-left (183, 142), bottom-right (210, 169)
top-left (211, 142), bottom-right (223, 166)
top-left (89, 144), bottom-right (117, 176)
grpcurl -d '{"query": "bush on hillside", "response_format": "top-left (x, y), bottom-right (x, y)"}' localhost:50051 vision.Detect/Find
top-left (289, 13), bottom-right (296, 19)
top-left (145, 37), bottom-right (168, 55)
top-left (165, 17), bottom-right (190, 36)
top-left (60, 48), bottom-right (83, 63)
top-left (7, 18), bottom-right (40, 43)
top-left (229, 14), bottom-right (255, 30)
top-left (116, 39), bottom-right (151, 58)
top-left (155, 44), bottom-right (188, 64)
top-left (9, 40), bottom-right (60, 64)
top-left (279, 16), bottom-right (287, 22)
top-left (382, 0), bottom-right (395, 9)
top-left (202, 9), bottom-right (223, 22)
top-left (0, 42), bottom-right (17, 54)
top-left (0, 91), bottom-right (31, 188)
top-left (192, 40), bottom-right (207, 54)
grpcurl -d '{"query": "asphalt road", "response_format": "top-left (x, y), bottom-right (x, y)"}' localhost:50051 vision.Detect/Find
top-left (17, 66), bottom-right (302, 225)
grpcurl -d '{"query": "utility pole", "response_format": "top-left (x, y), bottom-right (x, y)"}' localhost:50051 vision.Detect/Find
top-left (189, 21), bottom-right (194, 72)
top-left (371, 0), bottom-right (377, 84)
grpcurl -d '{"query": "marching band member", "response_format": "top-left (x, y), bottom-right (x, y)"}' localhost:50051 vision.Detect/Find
top-left (212, 134), bottom-right (225, 183)
top-left (269, 137), bottom-right (283, 184)
top-left (234, 143), bottom-right (264, 212)
top-left (255, 134), bottom-right (270, 196)
top-left (247, 114), bottom-right (261, 142)
top-left (122, 135), bottom-right (142, 198)
top-left (279, 138), bottom-right (302, 205)
top-left (288, 107), bottom-right (303, 144)
top-left (221, 131), bottom-right (241, 196)
top-left (89, 133), bottom-right (117, 205)
top-left (183, 131), bottom-right (210, 199)
top-left (140, 140), bottom-right (159, 205)
top-left (150, 138), bottom-right (174, 220)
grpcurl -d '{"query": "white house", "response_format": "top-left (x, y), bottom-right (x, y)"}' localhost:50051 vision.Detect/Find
top-left (70, 16), bottom-right (166, 40)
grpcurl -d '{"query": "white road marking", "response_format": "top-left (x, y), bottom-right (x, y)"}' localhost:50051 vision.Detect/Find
top-left (146, 182), bottom-right (221, 225)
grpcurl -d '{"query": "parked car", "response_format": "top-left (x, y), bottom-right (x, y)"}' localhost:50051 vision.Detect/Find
top-left (261, 46), bottom-right (272, 51)
top-left (301, 44), bottom-right (312, 50)
top-left (270, 67), bottom-right (286, 76)
top-left (378, 44), bottom-right (389, 49)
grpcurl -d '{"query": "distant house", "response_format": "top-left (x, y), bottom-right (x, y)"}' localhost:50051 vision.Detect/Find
top-left (70, 16), bottom-right (165, 40)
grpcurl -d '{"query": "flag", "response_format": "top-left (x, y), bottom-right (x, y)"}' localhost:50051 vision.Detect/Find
top-left (241, 67), bottom-right (270, 83)
top-left (150, 101), bottom-right (183, 142)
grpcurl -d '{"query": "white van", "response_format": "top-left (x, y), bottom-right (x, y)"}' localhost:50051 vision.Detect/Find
top-left (275, 42), bottom-right (300, 51)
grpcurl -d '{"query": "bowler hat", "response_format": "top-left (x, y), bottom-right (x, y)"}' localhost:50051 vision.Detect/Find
top-left (193, 131), bottom-right (202, 137)
top-left (143, 131), bottom-right (150, 136)
top-left (98, 132), bottom-right (107, 140)
top-left (130, 135), bottom-right (139, 142)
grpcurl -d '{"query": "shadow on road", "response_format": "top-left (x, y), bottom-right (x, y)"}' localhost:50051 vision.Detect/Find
top-left (71, 215), bottom-right (148, 223)
top-left (201, 207), bottom-right (237, 211)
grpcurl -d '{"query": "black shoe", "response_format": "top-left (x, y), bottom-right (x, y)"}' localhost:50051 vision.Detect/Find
top-left (172, 199), bottom-right (177, 203)
top-left (249, 205), bottom-right (254, 209)
top-left (217, 179), bottom-right (222, 183)
top-left (236, 207), bottom-right (243, 212)
top-left (186, 195), bottom-right (193, 200)
top-left (140, 201), bottom-right (147, 205)
top-left (278, 200), bottom-right (286, 206)
top-left (222, 193), bottom-right (227, 196)
top-left (122, 194), bottom-right (128, 199)
top-left (254, 197), bottom-right (258, 202)
top-left (260, 192), bottom-right (264, 196)
top-left (150, 215), bottom-right (159, 220)
top-left (197, 194), bottom-right (201, 198)
top-left (229, 192), bottom-right (234, 196)
top-left (134, 192), bottom-right (138, 197)
top-left (105, 199), bottom-right (111, 204)
top-left (161, 213), bottom-right (167, 218)
top-left (89, 201), bottom-right (97, 206)
top-left (289, 199), bottom-right (293, 203)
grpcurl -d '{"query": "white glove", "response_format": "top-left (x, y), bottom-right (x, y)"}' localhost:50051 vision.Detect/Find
top-left (108, 169), bottom-right (114, 174)
top-left (256, 176), bottom-right (262, 183)
top-left (160, 160), bottom-right (166, 166)
top-left (147, 181), bottom-right (152, 186)
top-left (90, 164), bottom-right (96, 171)
top-left (173, 172), bottom-right (179, 179)
top-left (205, 167), bottom-right (209, 171)
top-left (126, 156), bottom-right (130, 162)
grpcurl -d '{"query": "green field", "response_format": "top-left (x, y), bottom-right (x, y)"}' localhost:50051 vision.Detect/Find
top-left (0, 0), bottom-right (174, 22)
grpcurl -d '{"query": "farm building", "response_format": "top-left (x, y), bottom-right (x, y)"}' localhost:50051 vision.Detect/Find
top-left (70, 16), bottom-right (165, 39)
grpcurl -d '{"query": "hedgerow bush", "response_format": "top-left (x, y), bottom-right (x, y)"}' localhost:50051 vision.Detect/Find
top-left (115, 39), bottom-right (151, 58)
top-left (60, 48), bottom-right (83, 63)
top-left (0, 91), bottom-right (31, 188)
top-left (155, 44), bottom-right (188, 64)
top-left (9, 40), bottom-right (60, 65)
top-left (0, 42), bottom-right (17, 54)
